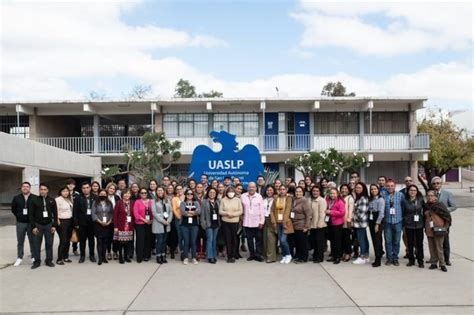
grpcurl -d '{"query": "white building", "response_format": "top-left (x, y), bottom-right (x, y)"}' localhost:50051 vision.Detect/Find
top-left (0, 97), bottom-right (429, 188)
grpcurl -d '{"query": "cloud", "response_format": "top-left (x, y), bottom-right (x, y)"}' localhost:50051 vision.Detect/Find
top-left (291, 1), bottom-right (473, 56)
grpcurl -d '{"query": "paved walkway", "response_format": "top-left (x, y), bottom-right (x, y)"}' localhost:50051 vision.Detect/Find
top-left (0, 189), bottom-right (472, 314)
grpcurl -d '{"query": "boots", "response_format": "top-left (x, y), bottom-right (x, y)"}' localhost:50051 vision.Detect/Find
top-left (372, 257), bottom-right (381, 267)
top-left (157, 256), bottom-right (163, 264)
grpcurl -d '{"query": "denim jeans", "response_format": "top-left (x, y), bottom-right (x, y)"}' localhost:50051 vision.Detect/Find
top-left (355, 227), bottom-right (369, 257)
top-left (16, 221), bottom-right (34, 259)
top-left (277, 223), bottom-right (290, 257)
top-left (206, 227), bottom-right (219, 259)
top-left (181, 225), bottom-right (199, 259)
top-left (384, 222), bottom-right (402, 262)
top-left (174, 218), bottom-right (183, 252)
top-left (155, 233), bottom-right (168, 256)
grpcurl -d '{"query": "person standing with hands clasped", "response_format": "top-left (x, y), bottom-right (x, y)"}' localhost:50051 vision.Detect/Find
top-left (325, 188), bottom-right (346, 264)
top-left (309, 186), bottom-right (327, 263)
top-left (91, 189), bottom-right (114, 265)
top-left (383, 179), bottom-right (404, 266)
top-left (30, 183), bottom-right (57, 269)
top-left (152, 187), bottom-right (173, 264)
top-left (368, 184), bottom-right (385, 267)
top-left (290, 187), bottom-right (312, 264)
top-left (113, 189), bottom-right (135, 264)
top-left (200, 188), bottom-right (221, 264)
top-left (219, 187), bottom-right (243, 263)
top-left (134, 188), bottom-right (154, 263)
top-left (424, 190), bottom-right (451, 272)
top-left (73, 182), bottom-right (97, 263)
top-left (402, 185), bottom-right (425, 268)
top-left (55, 187), bottom-right (74, 265)
top-left (241, 182), bottom-right (265, 262)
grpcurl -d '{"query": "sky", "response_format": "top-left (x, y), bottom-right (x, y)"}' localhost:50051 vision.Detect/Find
top-left (1, 0), bottom-right (473, 111)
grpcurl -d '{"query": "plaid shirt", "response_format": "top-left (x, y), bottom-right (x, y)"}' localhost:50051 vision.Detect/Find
top-left (383, 191), bottom-right (403, 224)
top-left (352, 196), bottom-right (369, 228)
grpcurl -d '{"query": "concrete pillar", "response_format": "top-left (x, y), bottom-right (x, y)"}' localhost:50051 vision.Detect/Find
top-left (410, 155), bottom-right (418, 184)
top-left (154, 113), bottom-right (162, 133)
top-left (358, 112), bottom-right (365, 151)
top-left (279, 163), bottom-right (286, 180)
top-left (360, 166), bottom-right (366, 183)
top-left (309, 112), bottom-right (314, 151)
top-left (23, 167), bottom-right (40, 195)
top-left (93, 115), bottom-right (100, 154)
top-left (408, 103), bottom-right (417, 148)
top-left (28, 113), bottom-right (38, 139)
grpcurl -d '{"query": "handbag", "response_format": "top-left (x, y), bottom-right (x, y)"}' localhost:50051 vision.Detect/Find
top-left (433, 226), bottom-right (447, 237)
top-left (70, 229), bottom-right (79, 243)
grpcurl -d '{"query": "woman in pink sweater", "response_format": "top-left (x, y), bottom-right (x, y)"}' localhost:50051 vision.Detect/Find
top-left (325, 188), bottom-right (346, 264)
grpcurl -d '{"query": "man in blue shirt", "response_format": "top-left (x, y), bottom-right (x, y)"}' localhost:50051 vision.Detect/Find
top-left (383, 179), bottom-right (404, 266)
top-left (378, 176), bottom-right (388, 197)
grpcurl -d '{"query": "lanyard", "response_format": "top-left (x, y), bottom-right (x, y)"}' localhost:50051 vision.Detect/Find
top-left (389, 195), bottom-right (394, 208)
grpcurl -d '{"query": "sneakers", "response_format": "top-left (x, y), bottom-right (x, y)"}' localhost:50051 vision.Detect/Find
top-left (352, 257), bottom-right (366, 265)
top-left (364, 257), bottom-right (370, 264)
top-left (183, 258), bottom-right (189, 265)
top-left (192, 258), bottom-right (198, 265)
top-left (279, 257), bottom-right (286, 264)
top-left (284, 255), bottom-right (292, 264)
top-left (31, 257), bottom-right (35, 263)
top-left (13, 258), bottom-right (22, 267)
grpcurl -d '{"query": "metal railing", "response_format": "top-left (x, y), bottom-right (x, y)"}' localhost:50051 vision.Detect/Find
top-left (34, 133), bottom-right (430, 154)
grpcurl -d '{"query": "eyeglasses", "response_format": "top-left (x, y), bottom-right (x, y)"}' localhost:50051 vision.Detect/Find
top-left (350, 175), bottom-right (358, 178)
top-left (186, 193), bottom-right (194, 195)
top-left (405, 180), bottom-right (412, 182)
top-left (408, 189), bottom-right (417, 192)
top-left (433, 182), bottom-right (441, 185)
top-left (140, 192), bottom-right (147, 195)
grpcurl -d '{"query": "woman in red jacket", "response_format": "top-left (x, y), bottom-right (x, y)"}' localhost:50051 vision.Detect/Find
top-left (113, 189), bottom-right (135, 264)
top-left (325, 188), bottom-right (346, 264)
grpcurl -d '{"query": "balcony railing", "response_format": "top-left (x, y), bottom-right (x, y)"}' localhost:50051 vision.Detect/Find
top-left (34, 133), bottom-right (430, 154)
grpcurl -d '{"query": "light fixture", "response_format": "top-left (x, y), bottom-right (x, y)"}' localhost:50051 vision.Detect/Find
top-left (260, 101), bottom-right (266, 110)
top-left (206, 102), bottom-right (212, 111)
top-left (368, 100), bottom-right (374, 109)
top-left (368, 154), bottom-right (374, 162)
top-left (314, 101), bottom-right (320, 110)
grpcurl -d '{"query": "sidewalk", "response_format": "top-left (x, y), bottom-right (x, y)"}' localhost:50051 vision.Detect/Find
top-left (0, 197), bottom-right (472, 314)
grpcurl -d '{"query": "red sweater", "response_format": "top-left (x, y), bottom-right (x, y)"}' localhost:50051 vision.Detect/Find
top-left (325, 197), bottom-right (346, 226)
top-left (114, 200), bottom-right (135, 231)
top-left (133, 199), bottom-right (154, 225)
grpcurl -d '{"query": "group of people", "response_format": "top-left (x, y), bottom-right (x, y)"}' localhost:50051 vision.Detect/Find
top-left (12, 172), bottom-right (456, 272)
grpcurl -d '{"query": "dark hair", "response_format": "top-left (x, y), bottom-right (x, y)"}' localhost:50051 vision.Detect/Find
top-left (148, 180), bottom-right (158, 191)
top-left (139, 188), bottom-right (148, 196)
top-left (91, 181), bottom-right (101, 188)
top-left (339, 184), bottom-right (352, 195)
top-left (235, 183), bottom-right (243, 189)
top-left (184, 188), bottom-right (196, 201)
top-left (386, 178), bottom-right (396, 184)
top-left (205, 187), bottom-right (218, 199)
top-left (310, 185), bottom-right (321, 198)
top-left (287, 185), bottom-right (296, 196)
top-left (21, 181), bottom-right (31, 187)
top-left (95, 189), bottom-right (113, 208)
top-left (369, 184), bottom-right (381, 200)
top-left (65, 178), bottom-right (76, 185)
top-left (39, 183), bottom-right (49, 189)
top-left (350, 171), bottom-right (360, 177)
top-left (257, 175), bottom-right (265, 180)
top-left (80, 181), bottom-right (91, 188)
top-left (263, 184), bottom-right (275, 198)
top-left (162, 176), bottom-right (170, 181)
top-left (57, 186), bottom-right (70, 197)
top-left (354, 182), bottom-right (369, 200)
top-left (224, 176), bottom-right (231, 181)
top-left (294, 186), bottom-right (305, 195)
top-left (405, 184), bottom-right (422, 199)
top-left (378, 175), bottom-right (387, 181)
top-left (200, 174), bottom-right (208, 179)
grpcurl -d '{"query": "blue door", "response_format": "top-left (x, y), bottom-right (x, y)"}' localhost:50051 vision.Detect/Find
top-left (294, 112), bottom-right (310, 151)
top-left (264, 113), bottom-right (278, 150)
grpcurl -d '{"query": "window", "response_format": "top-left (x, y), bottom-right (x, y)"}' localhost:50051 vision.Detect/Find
top-left (314, 112), bottom-right (358, 134)
top-left (0, 116), bottom-right (29, 138)
top-left (364, 112), bottom-right (408, 134)
top-left (163, 113), bottom-right (209, 137)
top-left (213, 113), bottom-right (259, 136)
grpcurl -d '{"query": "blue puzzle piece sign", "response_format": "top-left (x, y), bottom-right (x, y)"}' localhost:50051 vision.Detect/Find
top-left (189, 130), bottom-right (265, 188)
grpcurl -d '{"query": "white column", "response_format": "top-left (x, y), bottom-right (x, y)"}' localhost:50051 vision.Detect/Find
top-left (23, 167), bottom-right (40, 195)
top-left (93, 115), bottom-right (100, 154)
top-left (358, 112), bottom-right (365, 151)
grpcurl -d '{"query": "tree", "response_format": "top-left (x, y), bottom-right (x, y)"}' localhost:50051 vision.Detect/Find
top-left (87, 90), bottom-right (107, 100)
top-left (124, 131), bottom-right (182, 186)
top-left (321, 81), bottom-right (356, 97)
top-left (417, 109), bottom-right (471, 192)
top-left (200, 90), bottom-right (223, 98)
top-left (127, 84), bottom-right (152, 99)
top-left (174, 79), bottom-right (197, 98)
top-left (289, 148), bottom-right (367, 184)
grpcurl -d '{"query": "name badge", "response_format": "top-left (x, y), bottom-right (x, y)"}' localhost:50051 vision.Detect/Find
top-left (414, 215), bottom-right (419, 222)
top-left (390, 207), bottom-right (396, 215)
top-left (277, 214), bottom-right (283, 221)
top-left (163, 212), bottom-right (169, 219)
top-left (42, 211), bottom-right (48, 218)
top-left (126, 216), bottom-right (132, 223)
top-left (188, 217), bottom-right (193, 224)
top-left (145, 215), bottom-right (150, 221)
top-left (212, 213), bottom-right (218, 221)
top-left (23, 208), bottom-right (28, 215)
top-left (290, 212), bottom-right (295, 219)
top-left (369, 212), bottom-right (374, 220)
top-left (429, 221), bottom-right (434, 228)
top-left (87, 208), bottom-right (91, 215)
top-left (324, 215), bottom-right (330, 223)
top-left (102, 216), bottom-right (107, 223)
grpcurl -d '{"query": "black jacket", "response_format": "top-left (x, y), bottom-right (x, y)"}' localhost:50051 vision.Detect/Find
top-left (29, 195), bottom-right (58, 228)
top-left (401, 196), bottom-right (425, 229)
top-left (73, 194), bottom-right (97, 226)
top-left (11, 194), bottom-right (36, 223)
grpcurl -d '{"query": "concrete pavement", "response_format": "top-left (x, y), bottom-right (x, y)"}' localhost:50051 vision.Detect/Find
top-left (0, 189), bottom-right (472, 314)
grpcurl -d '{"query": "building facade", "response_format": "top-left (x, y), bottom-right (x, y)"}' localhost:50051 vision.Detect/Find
top-left (0, 97), bottom-right (430, 184)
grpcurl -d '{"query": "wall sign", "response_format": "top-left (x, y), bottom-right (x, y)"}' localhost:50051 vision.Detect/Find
top-left (189, 130), bottom-right (265, 188)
